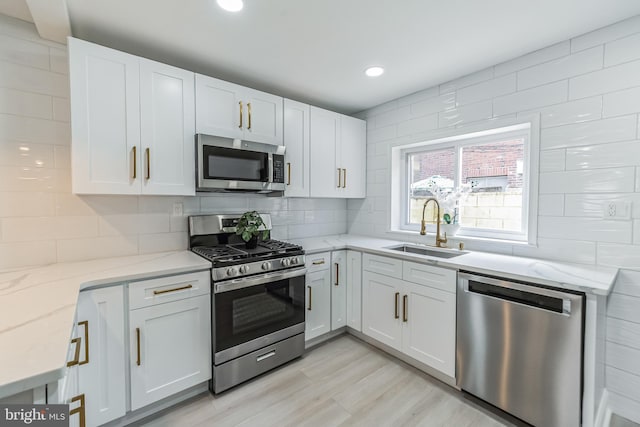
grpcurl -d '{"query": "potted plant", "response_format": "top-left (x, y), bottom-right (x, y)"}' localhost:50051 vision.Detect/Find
top-left (236, 211), bottom-right (269, 249)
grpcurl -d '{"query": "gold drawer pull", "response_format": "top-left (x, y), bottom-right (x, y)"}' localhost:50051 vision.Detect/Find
top-left (247, 102), bottom-right (252, 130)
top-left (145, 148), bottom-right (150, 180)
top-left (132, 146), bottom-right (137, 179)
top-left (153, 284), bottom-right (193, 295)
top-left (70, 394), bottom-right (86, 427)
top-left (342, 168), bottom-right (347, 188)
top-left (312, 260), bottom-right (325, 265)
top-left (403, 295), bottom-right (408, 322)
top-left (136, 327), bottom-right (141, 366)
top-left (239, 101), bottom-right (243, 128)
top-left (67, 337), bottom-right (82, 367)
top-left (394, 292), bottom-right (399, 319)
top-left (78, 320), bottom-right (89, 365)
top-left (334, 263), bottom-right (339, 286)
top-left (287, 162), bottom-right (291, 185)
top-left (307, 286), bottom-right (312, 311)
top-left (337, 168), bottom-right (341, 188)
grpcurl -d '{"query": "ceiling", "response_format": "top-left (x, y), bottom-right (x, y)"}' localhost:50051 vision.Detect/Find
top-left (3, 1), bottom-right (640, 114)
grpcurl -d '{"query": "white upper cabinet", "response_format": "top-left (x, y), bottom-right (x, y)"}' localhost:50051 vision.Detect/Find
top-left (309, 106), bottom-right (366, 198)
top-left (283, 99), bottom-right (310, 197)
top-left (69, 38), bottom-right (141, 195)
top-left (140, 59), bottom-right (195, 195)
top-left (69, 38), bottom-right (196, 196)
top-left (195, 74), bottom-right (283, 145)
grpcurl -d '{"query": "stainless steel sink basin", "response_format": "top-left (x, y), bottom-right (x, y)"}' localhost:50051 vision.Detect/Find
top-left (386, 244), bottom-right (466, 259)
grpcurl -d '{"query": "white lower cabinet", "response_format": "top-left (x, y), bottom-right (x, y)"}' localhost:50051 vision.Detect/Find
top-left (331, 250), bottom-right (347, 330)
top-left (129, 293), bottom-right (211, 410)
top-left (362, 254), bottom-right (456, 378)
top-left (305, 269), bottom-right (331, 340)
top-left (345, 250), bottom-right (363, 331)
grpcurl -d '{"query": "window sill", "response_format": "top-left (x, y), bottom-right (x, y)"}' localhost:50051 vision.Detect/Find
top-left (386, 228), bottom-right (536, 252)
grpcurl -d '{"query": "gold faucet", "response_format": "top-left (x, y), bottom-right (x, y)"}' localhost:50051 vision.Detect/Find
top-left (420, 197), bottom-right (448, 248)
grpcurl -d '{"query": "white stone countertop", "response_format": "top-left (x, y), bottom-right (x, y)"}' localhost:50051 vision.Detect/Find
top-left (290, 234), bottom-right (619, 296)
top-left (0, 251), bottom-right (211, 400)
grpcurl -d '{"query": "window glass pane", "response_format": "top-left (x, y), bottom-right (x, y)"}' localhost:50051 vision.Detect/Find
top-left (408, 148), bottom-right (455, 225)
top-left (460, 138), bottom-right (524, 231)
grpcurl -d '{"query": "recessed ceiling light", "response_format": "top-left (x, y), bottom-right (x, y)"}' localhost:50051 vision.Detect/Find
top-left (365, 66), bottom-right (384, 77)
top-left (217, 0), bottom-right (243, 12)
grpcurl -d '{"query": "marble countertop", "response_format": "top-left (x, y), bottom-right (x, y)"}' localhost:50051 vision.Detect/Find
top-left (290, 234), bottom-right (619, 296)
top-left (0, 251), bottom-right (211, 400)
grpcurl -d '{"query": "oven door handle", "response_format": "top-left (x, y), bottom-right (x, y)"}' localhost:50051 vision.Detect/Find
top-left (214, 267), bottom-right (307, 293)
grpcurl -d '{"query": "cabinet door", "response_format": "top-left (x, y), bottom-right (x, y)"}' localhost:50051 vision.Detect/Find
top-left (195, 74), bottom-right (243, 139)
top-left (244, 88), bottom-right (283, 145)
top-left (401, 282), bottom-right (456, 377)
top-left (129, 295), bottom-right (211, 410)
top-left (305, 270), bottom-right (331, 340)
top-left (340, 114), bottom-right (367, 198)
top-left (362, 271), bottom-right (402, 350)
top-left (309, 106), bottom-right (340, 198)
top-left (69, 37), bottom-right (140, 195)
top-left (345, 250), bottom-right (362, 331)
top-left (283, 99), bottom-right (310, 197)
top-left (76, 287), bottom-right (126, 426)
top-left (140, 59), bottom-right (196, 195)
top-left (331, 250), bottom-right (347, 330)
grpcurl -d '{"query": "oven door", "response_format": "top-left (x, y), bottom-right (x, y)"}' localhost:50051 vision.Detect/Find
top-left (213, 267), bottom-right (306, 364)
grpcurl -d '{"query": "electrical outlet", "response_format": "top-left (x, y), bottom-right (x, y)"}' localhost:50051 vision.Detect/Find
top-left (602, 200), bottom-right (631, 220)
top-left (172, 202), bottom-right (183, 217)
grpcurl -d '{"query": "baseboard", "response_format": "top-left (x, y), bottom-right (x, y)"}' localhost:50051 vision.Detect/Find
top-left (304, 327), bottom-right (347, 349)
top-left (594, 389), bottom-right (612, 427)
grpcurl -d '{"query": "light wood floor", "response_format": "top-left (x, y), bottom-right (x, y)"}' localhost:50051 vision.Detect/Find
top-left (138, 335), bottom-right (516, 427)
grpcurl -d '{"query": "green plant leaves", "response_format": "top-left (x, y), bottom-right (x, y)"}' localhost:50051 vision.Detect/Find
top-left (236, 211), bottom-right (267, 242)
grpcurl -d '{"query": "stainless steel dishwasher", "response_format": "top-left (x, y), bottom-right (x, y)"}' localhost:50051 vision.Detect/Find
top-left (457, 271), bottom-right (585, 427)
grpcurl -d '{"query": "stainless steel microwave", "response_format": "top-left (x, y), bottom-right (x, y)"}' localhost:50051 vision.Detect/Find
top-left (196, 134), bottom-right (286, 193)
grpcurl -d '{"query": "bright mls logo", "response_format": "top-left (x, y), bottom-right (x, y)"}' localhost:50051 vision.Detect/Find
top-left (1, 405), bottom-right (68, 426)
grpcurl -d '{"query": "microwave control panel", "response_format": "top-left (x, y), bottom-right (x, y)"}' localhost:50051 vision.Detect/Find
top-left (273, 155), bottom-right (285, 183)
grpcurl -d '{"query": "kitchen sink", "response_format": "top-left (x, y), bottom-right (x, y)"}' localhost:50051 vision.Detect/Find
top-left (386, 244), bottom-right (466, 259)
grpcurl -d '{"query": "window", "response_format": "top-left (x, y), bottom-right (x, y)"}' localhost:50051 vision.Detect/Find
top-left (395, 122), bottom-right (537, 243)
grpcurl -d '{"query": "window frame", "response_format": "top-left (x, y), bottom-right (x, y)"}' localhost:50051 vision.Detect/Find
top-left (393, 120), bottom-right (538, 244)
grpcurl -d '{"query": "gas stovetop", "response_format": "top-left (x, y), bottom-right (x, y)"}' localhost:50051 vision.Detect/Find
top-left (191, 239), bottom-right (303, 265)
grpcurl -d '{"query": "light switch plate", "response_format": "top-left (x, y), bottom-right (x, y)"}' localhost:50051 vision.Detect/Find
top-left (602, 200), bottom-right (631, 220)
top-left (172, 202), bottom-right (183, 217)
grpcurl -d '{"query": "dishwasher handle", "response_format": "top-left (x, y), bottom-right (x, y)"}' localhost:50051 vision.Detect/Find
top-left (460, 272), bottom-right (577, 316)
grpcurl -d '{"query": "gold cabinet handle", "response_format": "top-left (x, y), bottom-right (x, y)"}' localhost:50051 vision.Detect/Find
top-left (307, 286), bottom-right (312, 311)
top-left (287, 162), bottom-right (291, 185)
top-left (342, 168), bottom-right (347, 188)
top-left (70, 394), bottom-right (86, 427)
top-left (334, 263), bottom-right (339, 286)
top-left (394, 292), bottom-right (400, 319)
top-left (247, 102), bottom-right (252, 130)
top-left (312, 260), bottom-right (325, 265)
top-left (136, 327), bottom-right (141, 366)
top-left (132, 146), bottom-right (137, 179)
top-left (153, 284), bottom-right (193, 295)
top-left (403, 295), bottom-right (408, 322)
top-left (239, 101), bottom-right (243, 128)
top-left (145, 148), bottom-right (150, 180)
top-left (78, 320), bottom-right (89, 366)
top-left (67, 337), bottom-right (82, 367)
top-left (337, 168), bottom-right (342, 188)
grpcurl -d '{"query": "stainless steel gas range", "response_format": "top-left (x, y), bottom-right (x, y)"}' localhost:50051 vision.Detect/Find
top-left (188, 214), bottom-right (306, 393)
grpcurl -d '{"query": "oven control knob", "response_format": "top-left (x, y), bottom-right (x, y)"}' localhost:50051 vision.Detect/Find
top-left (281, 258), bottom-right (291, 267)
top-left (226, 267), bottom-right (237, 276)
top-left (291, 257), bottom-right (298, 265)
top-left (239, 265), bottom-right (249, 274)
top-left (261, 262), bottom-right (271, 271)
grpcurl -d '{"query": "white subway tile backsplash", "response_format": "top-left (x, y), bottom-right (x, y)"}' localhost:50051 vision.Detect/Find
top-left (0, 87), bottom-right (52, 119)
top-left (56, 235), bottom-right (138, 263)
top-left (603, 87), bottom-right (640, 118)
top-left (606, 342), bottom-right (640, 376)
top-left (540, 115), bottom-right (637, 150)
top-left (1, 216), bottom-right (98, 242)
top-left (0, 192), bottom-right (55, 217)
top-left (564, 193), bottom-right (640, 218)
top-left (98, 214), bottom-right (169, 236)
top-left (605, 32), bottom-right (640, 67)
top-left (565, 140), bottom-right (640, 170)
top-left (517, 46), bottom-right (603, 90)
top-left (494, 41), bottom-right (570, 76)
top-left (0, 113), bottom-right (70, 145)
top-left (569, 59), bottom-right (640, 99)
top-left (199, 194), bottom-right (248, 213)
top-left (456, 74), bottom-right (516, 106)
top-left (493, 80), bottom-right (567, 116)
top-left (612, 270), bottom-right (640, 297)
top-left (410, 93), bottom-right (456, 117)
top-left (0, 141), bottom-right (55, 168)
top-left (538, 194), bottom-right (564, 216)
top-left (53, 145), bottom-right (70, 169)
top-left (0, 240), bottom-right (56, 269)
top-left (539, 96), bottom-right (602, 128)
top-left (439, 67), bottom-right (493, 94)
top-left (572, 15), bottom-right (640, 53)
top-left (52, 97), bottom-right (70, 122)
top-left (374, 106), bottom-right (410, 128)
top-left (397, 114), bottom-right (438, 136)
top-left (138, 232), bottom-right (188, 254)
top-left (607, 318), bottom-right (640, 350)
top-left (539, 149), bottom-right (566, 172)
top-left (538, 216), bottom-right (632, 243)
top-left (0, 34), bottom-right (50, 70)
top-left (397, 87), bottom-right (439, 107)
top-left (0, 60), bottom-right (69, 98)
top-left (438, 100), bottom-right (492, 128)
top-left (512, 237), bottom-right (595, 264)
top-left (270, 210), bottom-right (304, 226)
top-left (304, 210), bottom-right (333, 224)
top-left (48, 47), bottom-right (68, 74)
top-left (539, 168), bottom-right (636, 194)
top-left (598, 243), bottom-right (640, 268)
top-left (367, 125), bottom-right (397, 143)
top-left (0, 166), bottom-right (66, 192)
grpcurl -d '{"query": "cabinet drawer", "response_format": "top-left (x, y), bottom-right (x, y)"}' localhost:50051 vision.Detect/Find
top-left (402, 261), bottom-right (457, 293)
top-left (305, 252), bottom-right (331, 273)
top-left (362, 253), bottom-right (403, 278)
top-left (129, 271), bottom-right (210, 309)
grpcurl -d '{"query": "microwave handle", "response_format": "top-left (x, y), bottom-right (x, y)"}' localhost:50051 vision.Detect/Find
top-left (267, 154), bottom-right (274, 183)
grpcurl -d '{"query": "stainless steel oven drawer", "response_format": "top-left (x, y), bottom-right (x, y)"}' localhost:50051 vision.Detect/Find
top-left (213, 333), bottom-right (304, 393)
